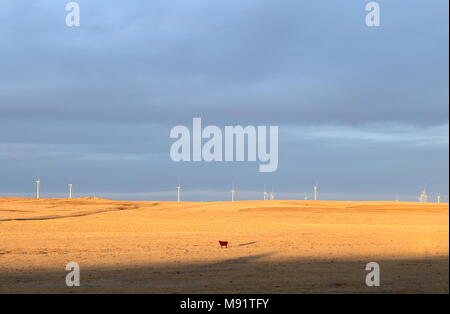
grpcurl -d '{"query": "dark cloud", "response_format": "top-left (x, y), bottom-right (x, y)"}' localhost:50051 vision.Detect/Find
top-left (0, 0), bottom-right (448, 200)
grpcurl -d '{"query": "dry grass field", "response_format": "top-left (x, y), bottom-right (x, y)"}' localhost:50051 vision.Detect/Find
top-left (0, 197), bottom-right (448, 293)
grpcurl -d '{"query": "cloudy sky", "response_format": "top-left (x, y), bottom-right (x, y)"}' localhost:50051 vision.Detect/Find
top-left (0, 0), bottom-right (448, 201)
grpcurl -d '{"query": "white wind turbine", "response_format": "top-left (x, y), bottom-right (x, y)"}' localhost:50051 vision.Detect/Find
top-left (313, 183), bottom-right (319, 201)
top-left (176, 184), bottom-right (182, 203)
top-left (418, 185), bottom-right (428, 202)
top-left (263, 185), bottom-right (268, 201)
top-left (436, 193), bottom-right (441, 204)
top-left (68, 184), bottom-right (73, 199)
top-left (231, 185), bottom-right (236, 202)
top-left (35, 179), bottom-right (41, 199)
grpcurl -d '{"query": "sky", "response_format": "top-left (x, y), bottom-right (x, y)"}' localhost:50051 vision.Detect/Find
top-left (0, 0), bottom-right (448, 201)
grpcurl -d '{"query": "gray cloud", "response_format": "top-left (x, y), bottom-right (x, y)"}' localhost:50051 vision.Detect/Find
top-left (0, 0), bottom-right (448, 201)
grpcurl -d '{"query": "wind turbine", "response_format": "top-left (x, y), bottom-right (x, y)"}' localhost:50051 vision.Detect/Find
top-left (68, 184), bottom-right (73, 199)
top-left (231, 186), bottom-right (236, 202)
top-left (313, 183), bottom-right (319, 201)
top-left (436, 193), bottom-right (441, 204)
top-left (263, 185), bottom-right (268, 201)
top-left (418, 185), bottom-right (428, 202)
top-left (35, 179), bottom-right (41, 199)
top-left (176, 184), bottom-right (181, 203)
top-left (304, 193), bottom-right (308, 200)
top-left (270, 190), bottom-right (275, 200)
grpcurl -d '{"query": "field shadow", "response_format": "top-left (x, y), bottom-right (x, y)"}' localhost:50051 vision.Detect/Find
top-left (238, 242), bottom-right (257, 247)
top-left (0, 255), bottom-right (448, 294)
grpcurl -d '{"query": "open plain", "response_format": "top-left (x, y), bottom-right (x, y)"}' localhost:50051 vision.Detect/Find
top-left (0, 197), bottom-right (448, 293)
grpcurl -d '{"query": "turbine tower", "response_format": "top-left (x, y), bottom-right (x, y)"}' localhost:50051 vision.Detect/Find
top-left (176, 185), bottom-right (181, 203)
top-left (270, 191), bottom-right (275, 200)
top-left (436, 193), bottom-right (441, 204)
top-left (313, 183), bottom-right (318, 201)
top-left (304, 193), bottom-right (308, 200)
top-left (35, 179), bottom-right (41, 199)
top-left (263, 185), bottom-right (267, 201)
top-left (231, 187), bottom-right (236, 202)
top-left (418, 186), bottom-right (428, 202)
top-left (68, 184), bottom-right (73, 199)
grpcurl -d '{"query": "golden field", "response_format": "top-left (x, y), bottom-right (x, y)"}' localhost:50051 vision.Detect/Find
top-left (0, 197), bottom-right (448, 293)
